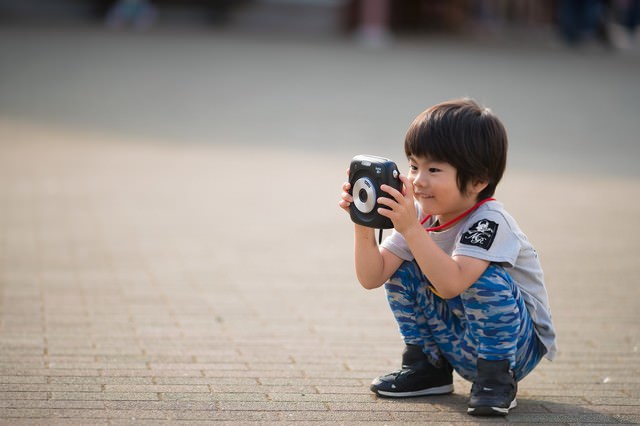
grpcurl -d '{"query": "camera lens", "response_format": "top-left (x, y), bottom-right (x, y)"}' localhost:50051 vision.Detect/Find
top-left (358, 188), bottom-right (368, 203)
top-left (352, 176), bottom-right (376, 214)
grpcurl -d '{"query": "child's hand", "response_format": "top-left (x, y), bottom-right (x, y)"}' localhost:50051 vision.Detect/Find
top-left (377, 175), bottom-right (420, 235)
top-left (338, 168), bottom-right (353, 213)
top-left (339, 181), bottom-right (353, 212)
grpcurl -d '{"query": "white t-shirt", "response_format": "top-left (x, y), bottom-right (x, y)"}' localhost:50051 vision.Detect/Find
top-left (381, 200), bottom-right (557, 361)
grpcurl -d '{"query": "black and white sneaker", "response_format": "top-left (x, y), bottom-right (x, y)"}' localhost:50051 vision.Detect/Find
top-left (467, 358), bottom-right (517, 416)
top-left (370, 345), bottom-right (454, 398)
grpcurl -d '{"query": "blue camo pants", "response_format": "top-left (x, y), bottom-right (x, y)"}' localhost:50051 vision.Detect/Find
top-left (385, 261), bottom-right (544, 382)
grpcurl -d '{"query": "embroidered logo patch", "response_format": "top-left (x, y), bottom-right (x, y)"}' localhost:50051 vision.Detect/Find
top-left (460, 219), bottom-right (498, 250)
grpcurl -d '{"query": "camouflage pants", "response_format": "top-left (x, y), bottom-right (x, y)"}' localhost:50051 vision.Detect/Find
top-left (385, 261), bottom-right (544, 382)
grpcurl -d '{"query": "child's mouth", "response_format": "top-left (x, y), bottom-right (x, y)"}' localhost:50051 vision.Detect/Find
top-left (415, 192), bottom-right (434, 199)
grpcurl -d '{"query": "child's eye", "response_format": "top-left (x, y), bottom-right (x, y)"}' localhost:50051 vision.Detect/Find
top-left (409, 165), bottom-right (418, 172)
top-left (429, 168), bottom-right (440, 173)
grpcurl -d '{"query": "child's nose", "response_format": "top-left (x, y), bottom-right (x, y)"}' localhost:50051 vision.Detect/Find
top-left (413, 173), bottom-right (426, 187)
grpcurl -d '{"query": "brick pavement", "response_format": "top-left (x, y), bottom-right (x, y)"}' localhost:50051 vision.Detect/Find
top-left (1, 26), bottom-right (640, 424)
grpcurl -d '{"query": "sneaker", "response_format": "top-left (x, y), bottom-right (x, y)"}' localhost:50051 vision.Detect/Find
top-left (370, 344), bottom-right (454, 398)
top-left (467, 358), bottom-right (517, 416)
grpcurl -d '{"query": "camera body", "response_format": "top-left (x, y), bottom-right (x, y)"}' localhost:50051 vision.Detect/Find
top-left (349, 155), bottom-right (402, 229)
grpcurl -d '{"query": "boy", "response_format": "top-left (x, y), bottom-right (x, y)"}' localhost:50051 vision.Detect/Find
top-left (339, 98), bottom-right (556, 416)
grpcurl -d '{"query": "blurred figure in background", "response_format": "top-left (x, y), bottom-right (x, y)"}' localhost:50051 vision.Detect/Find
top-left (105, 0), bottom-right (158, 30)
top-left (556, 0), bottom-right (605, 46)
top-left (353, 0), bottom-right (392, 47)
top-left (557, 0), bottom-right (640, 49)
top-left (605, 0), bottom-right (640, 49)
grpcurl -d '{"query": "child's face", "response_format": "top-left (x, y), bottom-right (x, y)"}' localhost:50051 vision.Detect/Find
top-left (407, 155), bottom-right (478, 223)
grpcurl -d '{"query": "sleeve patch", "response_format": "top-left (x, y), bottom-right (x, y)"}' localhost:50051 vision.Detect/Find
top-left (460, 219), bottom-right (498, 250)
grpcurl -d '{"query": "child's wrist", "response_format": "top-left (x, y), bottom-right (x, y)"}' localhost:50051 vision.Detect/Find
top-left (354, 224), bottom-right (374, 234)
top-left (354, 224), bottom-right (377, 242)
top-left (400, 223), bottom-right (423, 241)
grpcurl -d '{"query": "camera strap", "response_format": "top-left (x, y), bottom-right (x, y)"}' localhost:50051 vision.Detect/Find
top-left (420, 197), bottom-right (496, 232)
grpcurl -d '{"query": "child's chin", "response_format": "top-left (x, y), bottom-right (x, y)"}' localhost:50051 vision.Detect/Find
top-left (418, 199), bottom-right (436, 210)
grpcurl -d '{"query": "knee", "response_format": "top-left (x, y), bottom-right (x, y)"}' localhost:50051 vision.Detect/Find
top-left (384, 260), bottom-right (426, 298)
top-left (460, 264), bottom-right (516, 306)
top-left (386, 260), bottom-right (423, 286)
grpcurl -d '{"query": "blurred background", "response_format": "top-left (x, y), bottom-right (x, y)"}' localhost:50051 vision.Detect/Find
top-left (1, 0), bottom-right (639, 176)
top-left (0, 0), bottom-right (638, 47)
top-left (0, 0), bottom-right (640, 174)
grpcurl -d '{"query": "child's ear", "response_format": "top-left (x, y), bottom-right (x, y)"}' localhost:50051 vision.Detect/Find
top-left (470, 179), bottom-right (489, 196)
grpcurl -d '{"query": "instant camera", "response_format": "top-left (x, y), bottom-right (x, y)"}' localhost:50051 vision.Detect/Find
top-left (349, 155), bottom-right (402, 229)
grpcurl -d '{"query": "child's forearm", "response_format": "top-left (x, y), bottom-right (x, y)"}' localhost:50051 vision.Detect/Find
top-left (405, 228), bottom-right (457, 294)
top-left (402, 226), bottom-right (486, 298)
top-left (353, 225), bottom-right (386, 289)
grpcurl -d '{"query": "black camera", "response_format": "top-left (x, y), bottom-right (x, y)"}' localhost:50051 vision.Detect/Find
top-left (349, 155), bottom-right (402, 229)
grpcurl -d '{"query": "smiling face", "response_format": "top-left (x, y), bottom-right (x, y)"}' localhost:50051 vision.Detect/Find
top-left (404, 99), bottom-right (508, 206)
top-left (408, 155), bottom-right (482, 225)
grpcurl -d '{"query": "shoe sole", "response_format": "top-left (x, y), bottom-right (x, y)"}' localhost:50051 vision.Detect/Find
top-left (467, 398), bottom-right (517, 416)
top-left (373, 383), bottom-right (454, 398)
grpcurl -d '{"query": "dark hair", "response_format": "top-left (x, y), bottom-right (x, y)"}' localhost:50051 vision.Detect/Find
top-left (404, 98), bottom-right (508, 201)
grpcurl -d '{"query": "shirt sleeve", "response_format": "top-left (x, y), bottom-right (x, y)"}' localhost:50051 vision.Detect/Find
top-left (452, 210), bottom-right (521, 267)
top-left (380, 229), bottom-right (414, 261)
